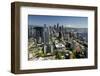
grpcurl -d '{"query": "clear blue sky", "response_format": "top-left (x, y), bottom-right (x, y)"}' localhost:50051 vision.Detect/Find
top-left (28, 15), bottom-right (88, 28)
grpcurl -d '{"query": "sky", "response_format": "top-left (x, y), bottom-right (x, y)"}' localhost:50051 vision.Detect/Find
top-left (28, 15), bottom-right (88, 28)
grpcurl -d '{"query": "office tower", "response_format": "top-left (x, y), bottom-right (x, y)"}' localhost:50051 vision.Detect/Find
top-left (43, 24), bottom-right (49, 54)
top-left (43, 24), bottom-right (49, 45)
top-left (33, 26), bottom-right (44, 43)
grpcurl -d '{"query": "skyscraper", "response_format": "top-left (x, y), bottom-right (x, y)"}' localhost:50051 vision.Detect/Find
top-left (43, 24), bottom-right (49, 54)
top-left (43, 24), bottom-right (49, 45)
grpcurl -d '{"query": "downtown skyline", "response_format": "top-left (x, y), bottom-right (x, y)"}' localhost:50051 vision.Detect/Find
top-left (28, 15), bottom-right (88, 28)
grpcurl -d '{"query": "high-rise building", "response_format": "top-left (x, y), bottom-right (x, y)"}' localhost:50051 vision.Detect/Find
top-left (43, 24), bottom-right (49, 54)
top-left (43, 24), bottom-right (49, 45)
top-left (28, 25), bottom-right (36, 38)
top-left (33, 26), bottom-right (44, 43)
